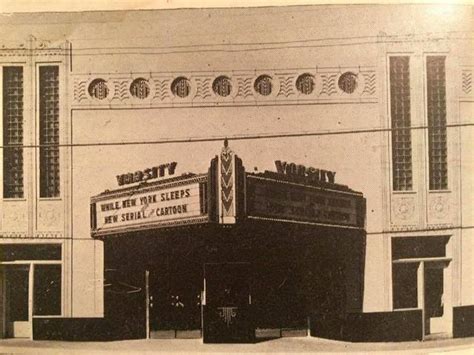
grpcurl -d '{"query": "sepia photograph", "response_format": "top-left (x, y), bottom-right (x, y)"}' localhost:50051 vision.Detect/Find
top-left (0, 0), bottom-right (473, 353)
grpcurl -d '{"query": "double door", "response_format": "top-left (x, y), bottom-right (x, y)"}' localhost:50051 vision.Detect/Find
top-left (147, 265), bottom-right (201, 336)
top-left (146, 262), bottom-right (254, 342)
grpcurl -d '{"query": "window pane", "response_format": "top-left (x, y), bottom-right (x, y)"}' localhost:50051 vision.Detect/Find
top-left (3, 66), bottom-right (24, 198)
top-left (39, 66), bottom-right (60, 198)
top-left (393, 263), bottom-right (418, 309)
top-left (427, 56), bottom-right (448, 190)
top-left (34, 265), bottom-right (62, 316)
top-left (390, 57), bottom-right (413, 191)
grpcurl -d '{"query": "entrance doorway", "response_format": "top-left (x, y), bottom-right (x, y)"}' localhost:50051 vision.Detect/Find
top-left (203, 262), bottom-right (254, 343)
top-left (391, 236), bottom-right (452, 338)
top-left (424, 262), bottom-right (451, 336)
top-left (392, 260), bottom-right (452, 337)
top-left (3, 266), bottom-right (31, 338)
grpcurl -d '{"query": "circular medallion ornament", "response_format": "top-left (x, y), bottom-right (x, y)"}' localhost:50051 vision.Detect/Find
top-left (171, 77), bottom-right (191, 98)
top-left (254, 75), bottom-right (273, 96)
top-left (338, 72), bottom-right (358, 94)
top-left (88, 79), bottom-right (109, 100)
top-left (296, 73), bottom-right (315, 95)
top-left (429, 196), bottom-right (449, 219)
top-left (393, 197), bottom-right (415, 221)
top-left (212, 76), bottom-right (232, 97)
top-left (130, 78), bottom-right (150, 99)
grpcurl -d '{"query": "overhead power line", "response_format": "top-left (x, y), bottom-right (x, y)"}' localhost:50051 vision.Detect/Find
top-left (9, 35), bottom-right (473, 57)
top-left (66, 30), bottom-right (474, 51)
top-left (1, 122), bottom-right (473, 149)
top-left (59, 37), bottom-right (474, 56)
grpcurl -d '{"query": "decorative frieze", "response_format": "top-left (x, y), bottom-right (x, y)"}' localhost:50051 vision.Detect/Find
top-left (34, 232), bottom-right (64, 239)
top-left (153, 79), bottom-right (172, 101)
top-left (319, 73), bottom-right (338, 96)
top-left (0, 231), bottom-right (28, 239)
top-left (0, 37), bottom-right (68, 58)
top-left (277, 76), bottom-right (295, 97)
top-left (195, 78), bottom-right (212, 99)
top-left (0, 231), bottom-right (63, 239)
top-left (236, 77), bottom-right (253, 99)
top-left (71, 67), bottom-right (377, 108)
top-left (361, 72), bottom-right (377, 96)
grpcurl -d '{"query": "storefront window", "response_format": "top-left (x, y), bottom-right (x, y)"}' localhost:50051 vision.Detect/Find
top-left (34, 264), bottom-right (62, 316)
top-left (0, 244), bottom-right (61, 261)
top-left (5, 267), bottom-right (29, 321)
top-left (392, 263), bottom-right (418, 309)
top-left (392, 236), bottom-right (448, 260)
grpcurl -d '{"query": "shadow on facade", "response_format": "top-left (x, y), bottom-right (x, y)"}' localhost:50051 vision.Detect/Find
top-left (34, 221), bottom-right (367, 341)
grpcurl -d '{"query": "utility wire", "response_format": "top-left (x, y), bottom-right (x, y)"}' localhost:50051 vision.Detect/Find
top-left (1, 122), bottom-right (473, 149)
top-left (63, 30), bottom-right (474, 51)
top-left (9, 36), bottom-right (473, 57)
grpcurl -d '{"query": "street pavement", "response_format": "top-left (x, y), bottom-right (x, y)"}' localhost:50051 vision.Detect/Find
top-left (1, 336), bottom-right (474, 355)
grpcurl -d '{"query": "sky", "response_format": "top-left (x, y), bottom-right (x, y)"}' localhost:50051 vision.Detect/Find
top-left (0, 0), bottom-right (470, 13)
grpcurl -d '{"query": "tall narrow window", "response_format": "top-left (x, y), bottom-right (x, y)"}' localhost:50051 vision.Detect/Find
top-left (390, 57), bottom-right (413, 191)
top-left (3, 67), bottom-right (24, 198)
top-left (39, 66), bottom-right (60, 198)
top-left (427, 56), bottom-right (448, 190)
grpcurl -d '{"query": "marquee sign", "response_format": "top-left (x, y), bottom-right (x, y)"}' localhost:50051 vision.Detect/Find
top-left (275, 161), bottom-right (336, 184)
top-left (91, 175), bottom-right (208, 236)
top-left (116, 162), bottom-right (177, 186)
top-left (246, 175), bottom-right (365, 228)
top-left (90, 141), bottom-right (366, 237)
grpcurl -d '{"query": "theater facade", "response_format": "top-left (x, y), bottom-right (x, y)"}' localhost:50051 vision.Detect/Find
top-left (0, 4), bottom-right (473, 343)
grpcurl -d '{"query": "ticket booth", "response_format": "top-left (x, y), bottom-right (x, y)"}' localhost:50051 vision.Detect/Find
top-left (203, 262), bottom-right (254, 343)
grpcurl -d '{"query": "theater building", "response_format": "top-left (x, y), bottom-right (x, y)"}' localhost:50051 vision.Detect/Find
top-left (0, 4), bottom-right (473, 342)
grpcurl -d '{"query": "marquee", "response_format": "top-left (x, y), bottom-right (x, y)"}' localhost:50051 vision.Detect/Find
top-left (246, 174), bottom-right (365, 228)
top-left (91, 174), bottom-right (208, 237)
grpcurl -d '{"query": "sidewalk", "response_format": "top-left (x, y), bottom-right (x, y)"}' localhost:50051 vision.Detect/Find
top-left (1, 336), bottom-right (473, 354)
